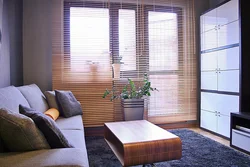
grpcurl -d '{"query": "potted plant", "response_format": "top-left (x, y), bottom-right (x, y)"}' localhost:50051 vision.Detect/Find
top-left (103, 73), bottom-right (158, 121)
top-left (112, 55), bottom-right (123, 78)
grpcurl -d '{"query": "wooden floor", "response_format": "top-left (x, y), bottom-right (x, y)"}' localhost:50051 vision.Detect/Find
top-left (188, 128), bottom-right (250, 156)
top-left (188, 127), bottom-right (230, 146)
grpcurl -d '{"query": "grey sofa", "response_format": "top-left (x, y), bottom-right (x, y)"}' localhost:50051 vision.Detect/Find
top-left (0, 84), bottom-right (89, 167)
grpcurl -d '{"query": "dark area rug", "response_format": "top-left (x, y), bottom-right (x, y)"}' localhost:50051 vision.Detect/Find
top-left (85, 129), bottom-right (250, 167)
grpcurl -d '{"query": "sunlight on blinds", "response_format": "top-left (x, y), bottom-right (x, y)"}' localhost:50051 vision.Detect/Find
top-left (149, 12), bottom-right (178, 71)
top-left (52, 0), bottom-right (197, 126)
top-left (119, 9), bottom-right (136, 71)
top-left (70, 7), bottom-right (110, 71)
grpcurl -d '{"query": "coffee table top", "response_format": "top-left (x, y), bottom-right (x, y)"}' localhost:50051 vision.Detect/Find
top-left (104, 120), bottom-right (178, 144)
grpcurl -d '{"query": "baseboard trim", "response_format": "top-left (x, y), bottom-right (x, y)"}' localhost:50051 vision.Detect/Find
top-left (200, 127), bottom-right (230, 140)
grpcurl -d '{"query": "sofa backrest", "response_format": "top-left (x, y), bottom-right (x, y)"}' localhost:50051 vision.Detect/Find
top-left (18, 84), bottom-right (49, 113)
top-left (0, 86), bottom-right (30, 113)
top-left (0, 137), bottom-right (4, 153)
top-left (0, 84), bottom-right (49, 153)
top-left (0, 86), bottom-right (32, 153)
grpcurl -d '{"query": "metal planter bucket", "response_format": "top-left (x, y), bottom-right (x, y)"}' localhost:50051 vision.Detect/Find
top-left (121, 99), bottom-right (144, 121)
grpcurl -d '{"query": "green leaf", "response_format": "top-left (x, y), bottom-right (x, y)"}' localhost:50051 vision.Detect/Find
top-left (128, 79), bottom-right (136, 91)
top-left (122, 85), bottom-right (128, 93)
top-left (102, 89), bottom-right (110, 98)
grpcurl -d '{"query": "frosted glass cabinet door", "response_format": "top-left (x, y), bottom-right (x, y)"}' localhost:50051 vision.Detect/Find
top-left (217, 0), bottom-right (238, 26)
top-left (217, 115), bottom-right (230, 138)
top-left (200, 15), bottom-right (205, 50)
top-left (203, 29), bottom-right (217, 50)
top-left (217, 47), bottom-right (239, 70)
top-left (201, 110), bottom-right (217, 133)
top-left (201, 71), bottom-right (217, 90)
top-left (216, 94), bottom-right (239, 116)
top-left (203, 9), bottom-right (217, 32)
top-left (201, 52), bottom-right (217, 71)
top-left (200, 15), bottom-right (204, 33)
top-left (218, 21), bottom-right (239, 47)
top-left (201, 92), bottom-right (218, 112)
top-left (201, 33), bottom-right (204, 51)
top-left (217, 70), bottom-right (239, 92)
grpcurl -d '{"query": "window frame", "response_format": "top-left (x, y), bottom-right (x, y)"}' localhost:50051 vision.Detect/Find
top-left (64, 1), bottom-right (184, 76)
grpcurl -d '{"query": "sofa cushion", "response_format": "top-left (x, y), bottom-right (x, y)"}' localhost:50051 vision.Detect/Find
top-left (18, 84), bottom-right (49, 113)
top-left (19, 105), bottom-right (74, 149)
top-left (55, 90), bottom-right (83, 118)
top-left (0, 108), bottom-right (50, 152)
top-left (56, 115), bottom-right (84, 130)
top-left (44, 91), bottom-right (59, 110)
top-left (0, 138), bottom-right (5, 153)
top-left (61, 130), bottom-right (86, 149)
top-left (0, 86), bottom-right (30, 113)
top-left (0, 148), bottom-right (89, 167)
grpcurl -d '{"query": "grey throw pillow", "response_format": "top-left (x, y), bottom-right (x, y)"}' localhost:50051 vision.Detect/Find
top-left (0, 108), bottom-right (50, 152)
top-left (55, 90), bottom-right (83, 118)
top-left (44, 91), bottom-right (59, 110)
top-left (19, 105), bottom-right (74, 149)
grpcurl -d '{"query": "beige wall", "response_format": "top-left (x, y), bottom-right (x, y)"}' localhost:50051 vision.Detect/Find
top-left (0, 0), bottom-right (10, 88)
top-left (23, 0), bottom-right (52, 92)
top-left (0, 0), bottom-right (23, 88)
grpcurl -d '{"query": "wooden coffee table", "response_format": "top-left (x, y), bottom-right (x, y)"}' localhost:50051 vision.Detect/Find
top-left (104, 120), bottom-right (182, 167)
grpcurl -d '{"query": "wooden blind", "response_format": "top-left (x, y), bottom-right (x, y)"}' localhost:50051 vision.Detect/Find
top-left (52, 0), bottom-right (196, 127)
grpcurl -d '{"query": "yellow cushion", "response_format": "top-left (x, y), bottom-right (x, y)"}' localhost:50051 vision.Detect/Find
top-left (44, 108), bottom-right (60, 121)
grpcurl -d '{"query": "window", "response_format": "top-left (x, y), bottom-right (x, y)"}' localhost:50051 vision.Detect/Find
top-left (70, 7), bottom-right (110, 72)
top-left (148, 11), bottom-right (178, 71)
top-left (119, 9), bottom-right (136, 71)
top-left (53, 0), bottom-right (197, 126)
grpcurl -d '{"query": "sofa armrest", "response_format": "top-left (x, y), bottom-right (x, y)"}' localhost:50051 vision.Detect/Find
top-left (0, 148), bottom-right (89, 167)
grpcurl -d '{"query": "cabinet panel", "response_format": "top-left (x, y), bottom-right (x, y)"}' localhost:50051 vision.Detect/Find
top-left (201, 32), bottom-right (204, 51)
top-left (203, 29), bottom-right (217, 51)
top-left (217, 114), bottom-right (230, 138)
top-left (200, 15), bottom-right (204, 34)
top-left (216, 94), bottom-right (239, 116)
top-left (217, 0), bottom-right (238, 26)
top-left (201, 110), bottom-right (217, 133)
top-left (217, 70), bottom-right (239, 92)
top-left (218, 21), bottom-right (239, 47)
top-left (203, 9), bottom-right (217, 32)
top-left (217, 47), bottom-right (239, 70)
top-left (201, 92), bottom-right (218, 111)
top-left (201, 71), bottom-right (217, 90)
top-left (201, 52), bottom-right (217, 71)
